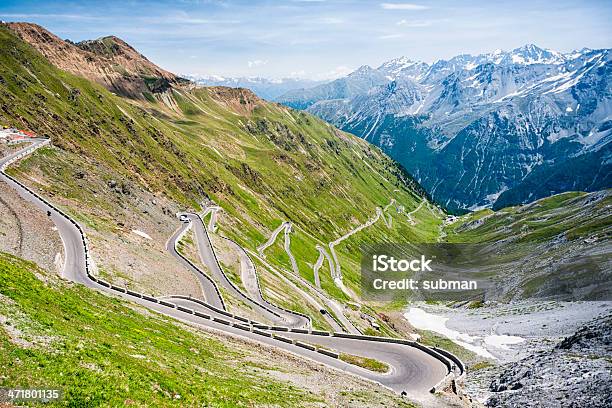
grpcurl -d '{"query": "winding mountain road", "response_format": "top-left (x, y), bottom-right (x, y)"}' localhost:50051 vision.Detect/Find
top-left (0, 140), bottom-right (457, 400)
top-left (165, 221), bottom-right (225, 309)
top-left (174, 213), bottom-right (309, 328)
top-left (257, 221), bottom-right (359, 333)
top-left (313, 245), bottom-right (334, 289)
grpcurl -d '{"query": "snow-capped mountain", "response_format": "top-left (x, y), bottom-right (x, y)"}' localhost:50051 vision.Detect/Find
top-left (277, 44), bottom-right (611, 211)
top-left (277, 65), bottom-right (390, 109)
top-left (377, 56), bottom-right (429, 81)
top-left (185, 75), bottom-right (325, 100)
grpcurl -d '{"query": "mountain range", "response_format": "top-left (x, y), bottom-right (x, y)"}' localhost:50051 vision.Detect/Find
top-left (185, 75), bottom-right (326, 100)
top-left (276, 44), bottom-right (611, 211)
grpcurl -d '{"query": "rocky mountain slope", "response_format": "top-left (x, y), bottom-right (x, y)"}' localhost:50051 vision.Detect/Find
top-left (5, 22), bottom-right (183, 99)
top-left (445, 190), bottom-right (611, 301)
top-left (486, 314), bottom-right (612, 407)
top-left (277, 44), bottom-right (612, 212)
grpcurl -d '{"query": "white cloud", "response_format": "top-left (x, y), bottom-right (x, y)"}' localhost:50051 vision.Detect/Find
top-left (381, 3), bottom-right (429, 10)
top-left (315, 65), bottom-right (353, 80)
top-left (378, 33), bottom-right (404, 40)
top-left (289, 70), bottom-right (307, 78)
top-left (396, 19), bottom-right (432, 27)
top-left (248, 59), bottom-right (269, 68)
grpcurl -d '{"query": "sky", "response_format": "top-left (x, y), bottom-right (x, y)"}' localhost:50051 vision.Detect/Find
top-left (1, 0), bottom-right (611, 80)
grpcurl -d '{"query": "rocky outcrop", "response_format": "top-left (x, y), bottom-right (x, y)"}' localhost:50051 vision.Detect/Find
top-left (486, 314), bottom-right (612, 408)
top-left (4, 22), bottom-right (181, 98)
top-left (206, 86), bottom-right (265, 115)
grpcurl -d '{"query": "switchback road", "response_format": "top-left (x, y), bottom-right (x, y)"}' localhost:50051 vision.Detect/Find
top-left (0, 140), bottom-right (457, 400)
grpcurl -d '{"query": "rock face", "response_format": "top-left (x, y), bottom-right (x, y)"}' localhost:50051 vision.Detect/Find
top-left (4, 22), bottom-right (181, 98)
top-left (486, 315), bottom-right (612, 408)
top-left (277, 45), bottom-right (612, 212)
top-left (206, 86), bottom-right (265, 115)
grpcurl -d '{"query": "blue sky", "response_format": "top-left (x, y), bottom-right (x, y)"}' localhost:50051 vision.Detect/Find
top-left (1, 0), bottom-right (611, 79)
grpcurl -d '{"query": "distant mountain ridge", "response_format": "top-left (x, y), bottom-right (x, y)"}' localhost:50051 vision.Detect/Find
top-left (277, 44), bottom-right (611, 211)
top-left (185, 75), bottom-right (326, 100)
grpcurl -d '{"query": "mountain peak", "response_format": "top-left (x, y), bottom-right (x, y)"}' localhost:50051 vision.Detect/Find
top-left (352, 65), bottom-right (375, 74)
top-left (378, 56), bottom-right (422, 69)
top-left (380, 56), bottom-right (418, 67)
top-left (377, 56), bottom-right (429, 80)
top-left (515, 43), bottom-right (543, 52)
top-left (76, 35), bottom-right (142, 59)
top-left (4, 22), bottom-right (179, 98)
top-left (506, 43), bottom-right (565, 65)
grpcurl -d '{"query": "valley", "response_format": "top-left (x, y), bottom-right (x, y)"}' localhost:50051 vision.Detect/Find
top-left (0, 19), bottom-right (610, 408)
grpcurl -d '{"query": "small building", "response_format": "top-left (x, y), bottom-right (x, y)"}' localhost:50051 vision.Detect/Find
top-left (0, 127), bottom-right (37, 142)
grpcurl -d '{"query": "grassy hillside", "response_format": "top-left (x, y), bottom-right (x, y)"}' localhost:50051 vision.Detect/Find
top-left (0, 252), bottom-right (416, 407)
top-left (445, 191), bottom-right (610, 244)
top-left (0, 24), bottom-right (441, 331)
top-left (444, 190), bottom-right (611, 301)
top-left (0, 252), bottom-right (309, 407)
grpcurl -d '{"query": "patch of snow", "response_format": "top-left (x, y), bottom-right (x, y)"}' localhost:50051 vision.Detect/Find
top-left (484, 334), bottom-right (525, 350)
top-left (404, 307), bottom-right (496, 359)
top-left (132, 230), bottom-right (152, 240)
top-left (543, 54), bottom-right (604, 95)
top-left (485, 186), bottom-right (508, 205)
top-left (512, 54), bottom-right (526, 64)
top-left (579, 127), bottom-right (612, 148)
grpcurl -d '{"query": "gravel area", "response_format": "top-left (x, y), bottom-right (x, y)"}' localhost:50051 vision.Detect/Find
top-left (486, 314), bottom-right (612, 408)
top-left (407, 301), bottom-right (612, 405)
top-left (411, 301), bottom-right (612, 362)
top-left (0, 180), bottom-right (63, 273)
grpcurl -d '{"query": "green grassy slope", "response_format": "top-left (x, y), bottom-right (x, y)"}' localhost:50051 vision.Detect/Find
top-left (445, 191), bottom-right (611, 244)
top-left (0, 24), bottom-right (441, 317)
top-left (0, 252), bottom-right (314, 407)
top-left (0, 252), bottom-right (417, 407)
top-left (443, 190), bottom-right (611, 301)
